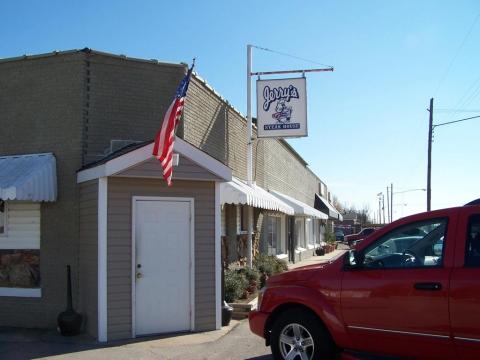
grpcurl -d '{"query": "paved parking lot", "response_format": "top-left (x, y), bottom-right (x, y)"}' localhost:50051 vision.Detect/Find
top-left (0, 320), bottom-right (272, 360)
top-left (0, 251), bottom-right (350, 360)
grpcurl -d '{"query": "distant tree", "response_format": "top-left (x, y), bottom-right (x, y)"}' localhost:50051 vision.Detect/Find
top-left (331, 195), bottom-right (343, 212)
top-left (341, 203), bottom-right (372, 225)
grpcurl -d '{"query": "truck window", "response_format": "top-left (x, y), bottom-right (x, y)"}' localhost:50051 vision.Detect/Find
top-left (363, 218), bottom-right (447, 269)
top-left (465, 214), bottom-right (480, 267)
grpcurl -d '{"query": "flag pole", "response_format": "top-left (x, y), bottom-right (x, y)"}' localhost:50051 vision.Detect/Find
top-left (246, 44), bottom-right (253, 268)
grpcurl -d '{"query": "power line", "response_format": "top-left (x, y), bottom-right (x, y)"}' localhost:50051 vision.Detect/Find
top-left (445, 74), bottom-right (480, 121)
top-left (433, 12), bottom-right (480, 97)
top-left (251, 45), bottom-right (333, 68)
top-left (434, 114), bottom-right (480, 128)
top-left (436, 108), bottom-right (480, 113)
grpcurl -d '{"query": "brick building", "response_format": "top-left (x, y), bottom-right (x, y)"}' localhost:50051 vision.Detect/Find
top-left (0, 49), bottom-right (341, 341)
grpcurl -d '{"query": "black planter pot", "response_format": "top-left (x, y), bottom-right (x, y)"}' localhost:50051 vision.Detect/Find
top-left (57, 265), bottom-right (83, 336)
top-left (315, 247), bottom-right (325, 256)
top-left (222, 301), bottom-right (233, 327)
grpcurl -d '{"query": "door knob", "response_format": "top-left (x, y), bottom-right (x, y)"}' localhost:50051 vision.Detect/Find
top-left (136, 272), bottom-right (143, 279)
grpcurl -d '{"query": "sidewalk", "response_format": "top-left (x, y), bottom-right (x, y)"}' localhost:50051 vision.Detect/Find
top-left (288, 246), bottom-right (348, 270)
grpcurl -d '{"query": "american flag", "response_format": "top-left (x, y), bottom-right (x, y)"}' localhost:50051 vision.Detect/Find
top-left (152, 63), bottom-right (194, 186)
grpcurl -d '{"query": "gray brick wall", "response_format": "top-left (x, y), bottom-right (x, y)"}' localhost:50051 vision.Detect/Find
top-left (84, 53), bottom-right (185, 164)
top-left (0, 49), bottom-right (326, 334)
top-left (259, 138), bottom-right (320, 206)
top-left (0, 51), bottom-right (186, 330)
top-left (183, 75), bottom-right (321, 207)
top-left (0, 52), bottom-right (85, 328)
top-left (183, 77), bottom-right (249, 180)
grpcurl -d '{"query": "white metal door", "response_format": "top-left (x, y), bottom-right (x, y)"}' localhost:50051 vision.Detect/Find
top-left (134, 199), bottom-right (192, 336)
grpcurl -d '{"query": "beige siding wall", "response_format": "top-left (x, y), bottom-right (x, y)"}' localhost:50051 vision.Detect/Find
top-left (78, 180), bottom-right (98, 338)
top-left (107, 177), bottom-right (216, 340)
top-left (117, 155), bottom-right (221, 181)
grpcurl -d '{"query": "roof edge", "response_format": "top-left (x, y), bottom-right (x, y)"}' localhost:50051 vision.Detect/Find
top-left (0, 48), bottom-right (186, 68)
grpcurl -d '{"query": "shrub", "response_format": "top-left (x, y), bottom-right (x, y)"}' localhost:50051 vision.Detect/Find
top-left (224, 268), bottom-right (249, 303)
top-left (253, 254), bottom-right (288, 287)
top-left (239, 266), bottom-right (260, 285)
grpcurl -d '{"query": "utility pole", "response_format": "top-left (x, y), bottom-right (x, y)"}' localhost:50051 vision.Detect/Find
top-left (390, 183), bottom-right (393, 222)
top-left (386, 186), bottom-right (390, 223)
top-left (378, 195), bottom-right (382, 225)
top-left (382, 194), bottom-right (385, 224)
top-left (427, 98), bottom-right (433, 212)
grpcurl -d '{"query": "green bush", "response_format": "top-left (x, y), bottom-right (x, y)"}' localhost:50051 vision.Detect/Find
top-left (224, 255), bottom-right (288, 302)
top-left (253, 254), bottom-right (288, 287)
top-left (239, 266), bottom-right (260, 285)
top-left (224, 268), bottom-right (249, 303)
top-left (324, 227), bottom-right (336, 244)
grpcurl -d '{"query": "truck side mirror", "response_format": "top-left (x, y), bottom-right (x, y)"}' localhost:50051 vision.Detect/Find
top-left (345, 250), bottom-right (364, 269)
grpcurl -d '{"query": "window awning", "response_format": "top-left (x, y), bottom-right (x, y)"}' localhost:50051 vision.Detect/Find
top-left (220, 178), bottom-right (294, 215)
top-left (269, 190), bottom-right (328, 220)
top-left (315, 194), bottom-right (343, 221)
top-left (0, 153), bottom-right (57, 202)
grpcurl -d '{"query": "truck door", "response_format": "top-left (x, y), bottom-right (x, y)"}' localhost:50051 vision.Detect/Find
top-left (450, 208), bottom-right (480, 360)
top-left (341, 211), bottom-right (457, 360)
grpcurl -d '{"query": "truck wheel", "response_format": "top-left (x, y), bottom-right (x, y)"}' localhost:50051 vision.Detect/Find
top-left (270, 308), bottom-right (335, 360)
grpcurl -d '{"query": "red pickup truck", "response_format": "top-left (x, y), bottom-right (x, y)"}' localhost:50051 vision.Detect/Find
top-left (249, 200), bottom-right (480, 360)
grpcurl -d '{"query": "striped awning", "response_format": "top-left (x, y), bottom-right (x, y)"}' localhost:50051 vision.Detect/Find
top-left (315, 194), bottom-right (343, 221)
top-left (269, 190), bottom-right (328, 220)
top-left (0, 153), bottom-right (57, 201)
top-left (220, 178), bottom-right (294, 215)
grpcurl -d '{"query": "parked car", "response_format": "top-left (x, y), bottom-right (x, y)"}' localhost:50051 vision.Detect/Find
top-left (344, 227), bottom-right (376, 246)
top-left (335, 230), bottom-right (344, 242)
top-left (249, 199), bottom-right (480, 360)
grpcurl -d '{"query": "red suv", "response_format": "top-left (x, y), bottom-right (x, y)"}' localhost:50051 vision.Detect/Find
top-left (249, 200), bottom-right (480, 359)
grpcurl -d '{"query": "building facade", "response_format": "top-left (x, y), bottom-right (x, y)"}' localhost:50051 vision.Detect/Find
top-left (0, 49), bottom-right (341, 340)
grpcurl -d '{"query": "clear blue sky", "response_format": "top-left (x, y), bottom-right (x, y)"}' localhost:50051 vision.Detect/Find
top-left (2, 0), bottom-right (479, 220)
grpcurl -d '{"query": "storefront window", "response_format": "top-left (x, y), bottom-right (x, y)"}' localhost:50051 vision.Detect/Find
top-left (0, 202), bottom-right (41, 294)
top-left (305, 218), bottom-right (315, 247)
top-left (295, 218), bottom-right (306, 248)
top-left (0, 250), bottom-right (40, 288)
top-left (267, 216), bottom-right (281, 255)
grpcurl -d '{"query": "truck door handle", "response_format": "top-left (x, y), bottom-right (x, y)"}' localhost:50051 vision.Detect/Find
top-left (414, 282), bottom-right (442, 291)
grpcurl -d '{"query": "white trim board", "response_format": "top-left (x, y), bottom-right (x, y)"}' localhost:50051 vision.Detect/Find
top-left (97, 177), bottom-right (108, 342)
top-left (77, 138), bottom-right (232, 183)
top-left (131, 196), bottom-right (195, 337)
top-left (214, 183), bottom-right (221, 329)
top-left (0, 287), bottom-right (41, 297)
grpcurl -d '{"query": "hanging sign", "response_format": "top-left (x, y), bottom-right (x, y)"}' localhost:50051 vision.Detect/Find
top-left (256, 77), bottom-right (307, 138)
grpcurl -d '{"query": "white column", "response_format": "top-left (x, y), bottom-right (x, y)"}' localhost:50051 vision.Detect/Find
top-left (214, 182), bottom-right (222, 329)
top-left (98, 177), bottom-right (108, 342)
top-left (247, 44), bottom-right (253, 185)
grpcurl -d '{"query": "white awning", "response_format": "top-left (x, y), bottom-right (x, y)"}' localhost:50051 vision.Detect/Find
top-left (0, 153), bottom-right (57, 201)
top-left (269, 190), bottom-right (328, 219)
top-left (220, 178), bottom-right (294, 215)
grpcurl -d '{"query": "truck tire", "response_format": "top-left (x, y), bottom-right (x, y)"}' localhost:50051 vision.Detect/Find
top-left (270, 308), bottom-right (336, 360)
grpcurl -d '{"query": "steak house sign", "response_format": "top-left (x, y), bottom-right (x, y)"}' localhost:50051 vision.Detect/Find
top-left (256, 77), bottom-right (307, 138)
